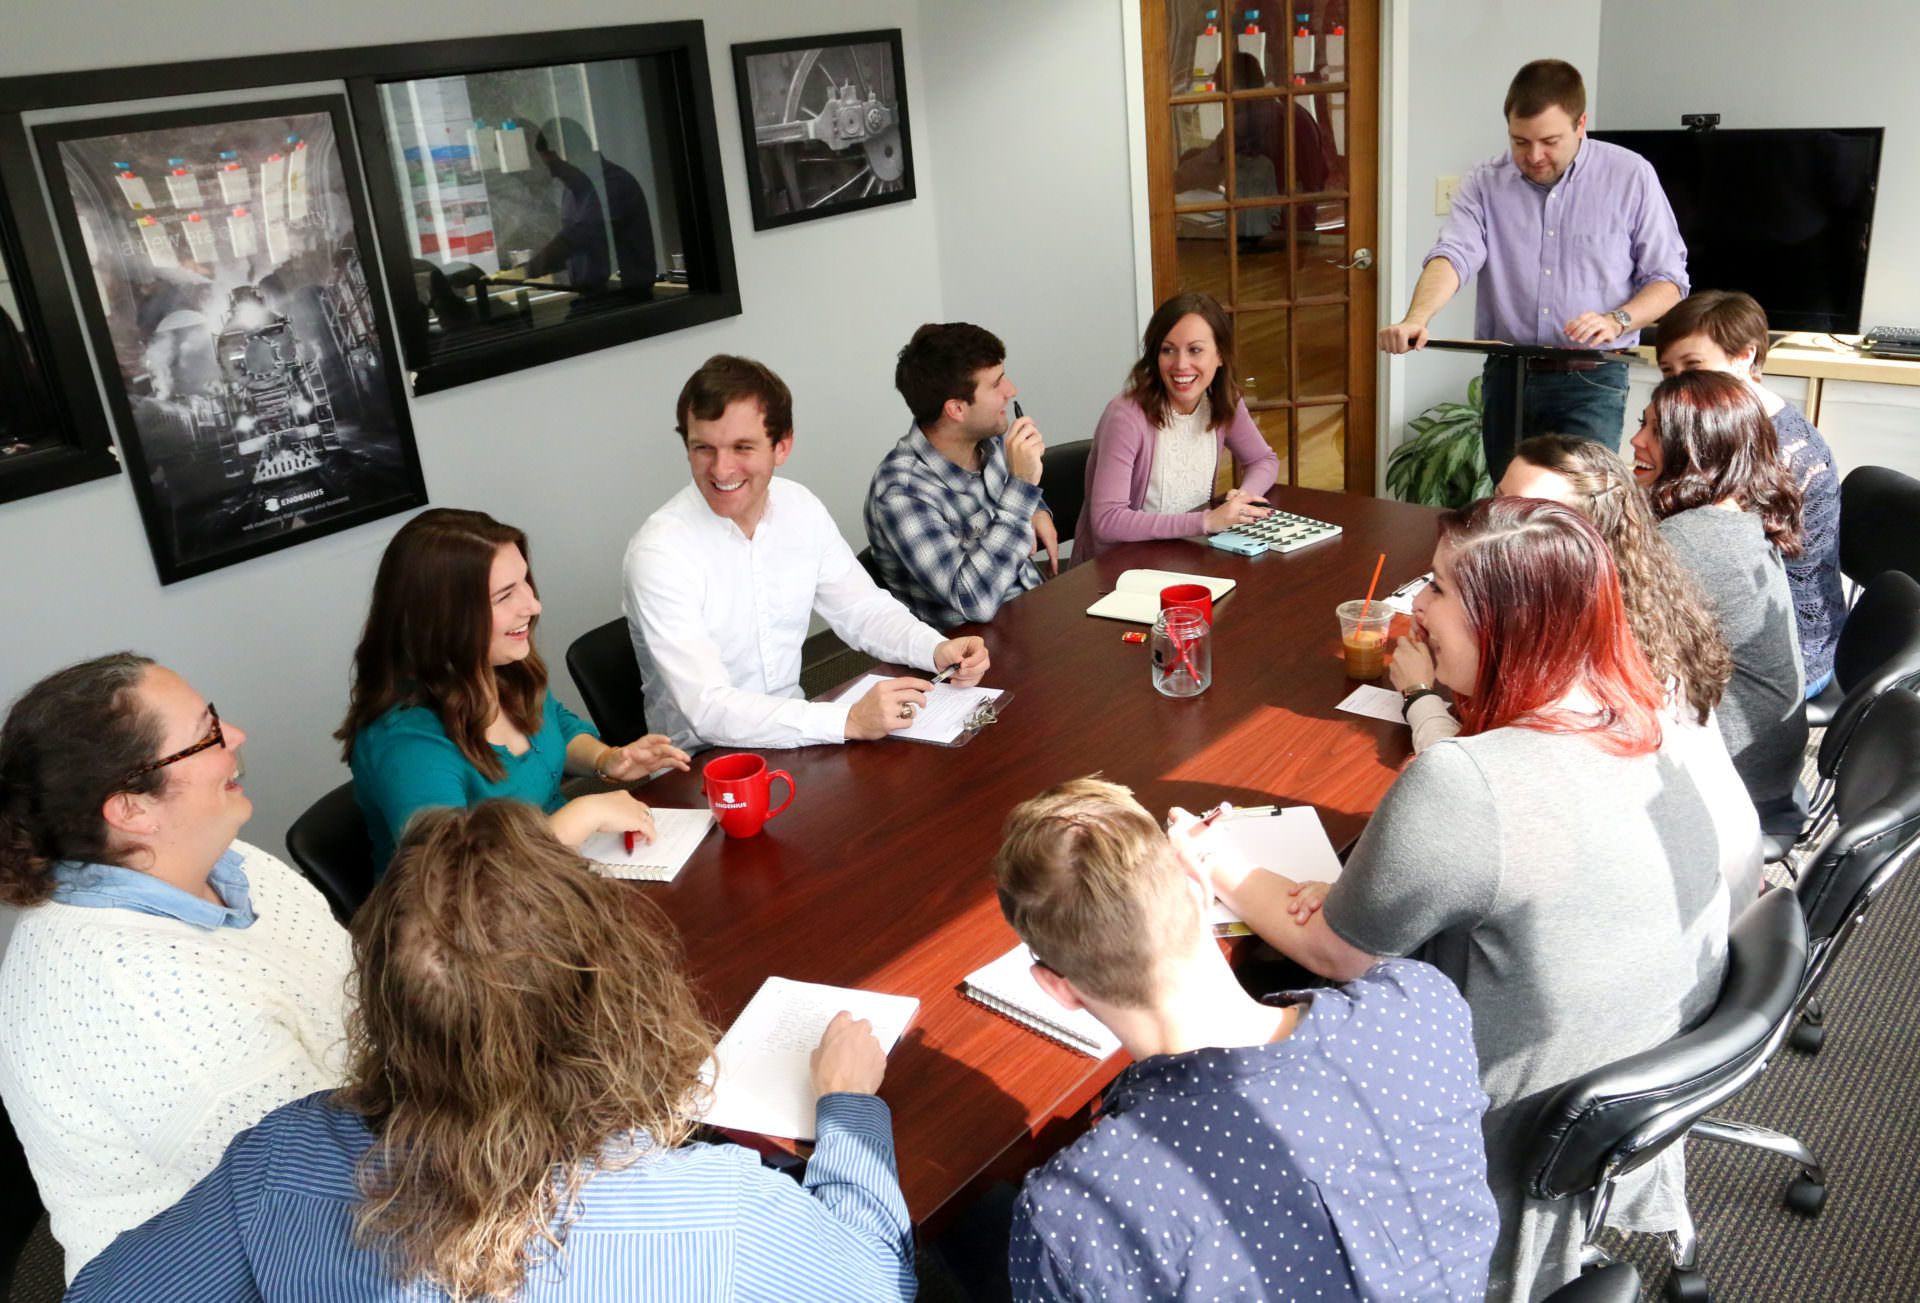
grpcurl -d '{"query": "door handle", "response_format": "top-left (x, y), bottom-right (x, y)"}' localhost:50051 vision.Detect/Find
top-left (1326, 247), bottom-right (1373, 270)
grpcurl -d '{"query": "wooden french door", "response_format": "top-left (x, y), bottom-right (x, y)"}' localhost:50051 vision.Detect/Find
top-left (1142, 1), bottom-right (1378, 494)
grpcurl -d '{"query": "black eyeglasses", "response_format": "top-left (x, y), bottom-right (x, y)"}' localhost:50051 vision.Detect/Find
top-left (128, 703), bottom-right (225, 781)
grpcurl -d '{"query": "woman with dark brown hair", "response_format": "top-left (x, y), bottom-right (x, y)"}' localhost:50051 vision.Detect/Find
top-left (67, 801), bottom-right (916, 1302)
top-left (1393, 434), bottom-right (1734, 749)
top-left (1631, 370), bottom-right (1809, 829)
top-left (1073, 292), bottom-right (1281, 560)
top-left (339, 508), bottom-right (689, 874)
top-left (0, 654), bottom-right (347, 1283)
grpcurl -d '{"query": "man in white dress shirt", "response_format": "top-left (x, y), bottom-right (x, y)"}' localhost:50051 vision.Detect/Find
top-left (624, 354), bottom-right (990, 751)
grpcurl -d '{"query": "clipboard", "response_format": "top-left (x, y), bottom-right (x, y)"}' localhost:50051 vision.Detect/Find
top-left (821, 672), bottom-right (1013, 747)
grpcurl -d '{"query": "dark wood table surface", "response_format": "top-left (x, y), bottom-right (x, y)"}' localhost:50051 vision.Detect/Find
top-left (634, 486), bottom-right (1443, 1223)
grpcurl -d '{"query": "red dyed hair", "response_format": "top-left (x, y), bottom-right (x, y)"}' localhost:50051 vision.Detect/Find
top-left (1439, 497), bottom-right (1665, 756)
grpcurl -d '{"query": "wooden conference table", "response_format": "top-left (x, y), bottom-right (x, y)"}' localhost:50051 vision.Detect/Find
top-left (633, 485), bottom-right (1443, 1226)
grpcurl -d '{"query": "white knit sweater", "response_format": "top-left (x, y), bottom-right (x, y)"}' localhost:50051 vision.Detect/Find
top-left (0, 840), bottom-right (351, 1280)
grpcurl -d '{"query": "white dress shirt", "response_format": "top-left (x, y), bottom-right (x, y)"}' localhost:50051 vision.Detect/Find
top-left (623, 479), bottom-right (947, 749)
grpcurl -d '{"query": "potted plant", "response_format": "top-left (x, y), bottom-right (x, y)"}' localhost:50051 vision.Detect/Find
top-left (1386, 375), bottom-right (1493, 509)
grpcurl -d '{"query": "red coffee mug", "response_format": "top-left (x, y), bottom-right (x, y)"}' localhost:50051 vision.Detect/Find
top-left (703, 752), bottom-right (796, 838)
top-left (1160, 583), bottom-right (1214, 624)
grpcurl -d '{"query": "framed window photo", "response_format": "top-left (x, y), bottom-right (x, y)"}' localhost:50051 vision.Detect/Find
top-left (0, 122), bottom-right (121, 505)
top-left (36, 96), bottom-right (427, 585)
top-left (732, 30), bottom-right (915, 231)
top-left (348, 23), bottom-right (741, 395)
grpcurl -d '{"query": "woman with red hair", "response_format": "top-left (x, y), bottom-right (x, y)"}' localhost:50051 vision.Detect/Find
top-left (1179, 498), bottom-right (1757, 1303)
top-left (1632, 368), bottom-right (1809, 832)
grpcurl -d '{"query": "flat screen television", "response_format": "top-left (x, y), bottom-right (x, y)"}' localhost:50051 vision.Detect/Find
top-left (1589, 127), bottom-right (1883, 334)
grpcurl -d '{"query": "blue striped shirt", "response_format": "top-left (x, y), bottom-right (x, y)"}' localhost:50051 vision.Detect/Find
top-left (67, 1090), bottom-right (917, 1301)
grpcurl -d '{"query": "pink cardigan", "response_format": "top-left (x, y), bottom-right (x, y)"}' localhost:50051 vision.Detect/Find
top-left (1072, 394), bottom-right (1281, 562)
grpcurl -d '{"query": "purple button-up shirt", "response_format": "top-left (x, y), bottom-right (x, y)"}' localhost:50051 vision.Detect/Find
top-left (1426, 137), bottom-right (1688, 349)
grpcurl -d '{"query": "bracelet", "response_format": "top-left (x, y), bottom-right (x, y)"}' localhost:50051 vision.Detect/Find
top-left (593, 746), bottom-right (615, 781)
top-left (1400, 687), bottom-right (1441, 719)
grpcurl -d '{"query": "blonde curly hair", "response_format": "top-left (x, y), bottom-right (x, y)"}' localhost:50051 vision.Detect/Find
top-left (336, 800), bottom-right (716, 1300)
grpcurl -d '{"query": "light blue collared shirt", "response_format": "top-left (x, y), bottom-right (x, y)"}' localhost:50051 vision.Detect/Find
top-left (49, 848), bottom-right (256, 931)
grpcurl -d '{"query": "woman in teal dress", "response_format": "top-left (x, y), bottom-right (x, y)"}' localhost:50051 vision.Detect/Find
top-left (339, 509), bottom-right (689, 874)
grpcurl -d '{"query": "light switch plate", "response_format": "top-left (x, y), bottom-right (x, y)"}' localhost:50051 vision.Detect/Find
top-left (1435, 175), bottom-right (1461, 216)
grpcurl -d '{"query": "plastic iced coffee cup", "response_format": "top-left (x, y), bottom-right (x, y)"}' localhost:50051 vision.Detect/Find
top-left (1336, 599), bottom-right (1393, 680)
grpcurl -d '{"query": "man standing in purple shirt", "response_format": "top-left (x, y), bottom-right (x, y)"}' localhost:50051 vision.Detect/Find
top-left (1380, 60), bottom-right (1689, 477)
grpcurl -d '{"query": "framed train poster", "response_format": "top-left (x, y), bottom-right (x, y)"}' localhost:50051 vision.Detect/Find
top-left (732, 29), bottom-right (915, 230)
top-left (36, 95), bottom-right (426, 583)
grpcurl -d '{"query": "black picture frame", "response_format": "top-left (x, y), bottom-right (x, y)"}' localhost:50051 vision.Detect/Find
top-left (35, 95), bottom-right (428, 585)
top-left (732, 29), bottom-right (916, 231)
top-left (346, 23), bottom-right (741, 395)
top-left (0, 118), bottom-right (121, 504)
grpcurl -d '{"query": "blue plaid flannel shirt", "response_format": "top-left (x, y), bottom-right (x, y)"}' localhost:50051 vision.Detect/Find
top-left (862, 425), bottom-right (1047, 628)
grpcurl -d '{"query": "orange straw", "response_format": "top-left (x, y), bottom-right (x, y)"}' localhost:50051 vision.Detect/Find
top-left (1358, 552), bottom-right (1387, 621)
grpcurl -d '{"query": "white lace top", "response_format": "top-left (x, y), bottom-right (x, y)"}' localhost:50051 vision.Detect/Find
top-left (1142, 397), bottom-right (1218, 513)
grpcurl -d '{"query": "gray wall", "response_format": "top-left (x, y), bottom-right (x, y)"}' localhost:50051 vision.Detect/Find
top-left (1, 0), bottom-right (1141, 854)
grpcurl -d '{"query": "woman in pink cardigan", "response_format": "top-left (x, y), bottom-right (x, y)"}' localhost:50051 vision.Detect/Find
top-left (1073, 292), bottom-right (1281, 561)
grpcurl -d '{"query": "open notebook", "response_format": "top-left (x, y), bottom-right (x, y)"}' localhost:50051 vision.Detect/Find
top-left (1085, 570), bottom-right (1236, 624)
top-left (577, 808), bottom-right (715, 882)
top-left (962, 944), bottom-right (1123, 1058)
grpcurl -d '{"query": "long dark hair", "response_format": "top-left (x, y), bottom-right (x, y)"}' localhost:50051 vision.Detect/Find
top-left (1645, 370), bottom-right (1804, 557)
top-left (0, 653), bottom-right (163, 905)
top-left (1512, 436), bottom-right (1732, 725)
top-left (1439, 498), bottom-right (1665, 756)
top-left (1126, 292), bottom-right (1241, 431)
top-left (337, 510), bottom-right (549, 781)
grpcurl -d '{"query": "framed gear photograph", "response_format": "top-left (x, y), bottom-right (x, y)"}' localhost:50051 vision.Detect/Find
top-left (35, 96), bottom-right (427, 584)
top-left (731, 29), bottom-right (915, 231)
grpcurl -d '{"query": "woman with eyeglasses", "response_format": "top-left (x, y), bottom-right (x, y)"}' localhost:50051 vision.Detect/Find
top-left (0, 654), bottom-right (349, 1283)
top-left (339, 508), bottom-right (690, 876)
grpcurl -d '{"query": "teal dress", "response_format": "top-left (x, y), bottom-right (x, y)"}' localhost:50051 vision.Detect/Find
top-left (349, 692), bottom-right (595, 875)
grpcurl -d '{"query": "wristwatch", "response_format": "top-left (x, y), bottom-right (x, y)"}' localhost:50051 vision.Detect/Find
top-left (1400, 683), bottom-right (1440, 718)
top-left (1608, 308), bottom-right (1632, 331)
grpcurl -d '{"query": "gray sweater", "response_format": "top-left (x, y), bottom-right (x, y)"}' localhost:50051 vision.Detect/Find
top-left (1660, 506), bottom-right (1809, 807)
top-left (1324, 721), bottom-right (1756, 1302)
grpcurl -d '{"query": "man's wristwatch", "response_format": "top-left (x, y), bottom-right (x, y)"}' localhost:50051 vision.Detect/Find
top-left (1608, 308), bottom-right (1632, 331)
top-left (1400, 683), bottom-right (1440, 718)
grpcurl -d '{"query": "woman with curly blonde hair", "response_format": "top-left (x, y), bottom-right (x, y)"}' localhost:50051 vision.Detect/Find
top-left (1391, 436), bottom-right (1734, 751)
top-left (67, 801), bottom-right (916, 1302)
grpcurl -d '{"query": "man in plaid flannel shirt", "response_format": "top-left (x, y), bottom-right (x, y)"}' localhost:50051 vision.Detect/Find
top-left (863, 323), bottom-right (1057, 628)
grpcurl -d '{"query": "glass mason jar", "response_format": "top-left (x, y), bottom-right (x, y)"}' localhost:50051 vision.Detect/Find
top-left (1150, 606), bottom-right (1212, 697)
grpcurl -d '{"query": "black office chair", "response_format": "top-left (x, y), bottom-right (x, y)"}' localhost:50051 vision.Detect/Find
top-left (1796, 573), bottom-right (1920, 843)
top-left (1787, 688), bottom-right (1920, 1054)
top-left (1838, 465), bottom-right (1920, 591)
top-left (1039, 437), bottom-right (1093, 545)
top-left (565, 617), bottom-right (648, 746)
top-left (0, 1095), bottom-right (44, 1298)
top-left (1524, 888), bottom-right (1812, 1303)
top-left (1804, 570), bottom-right (1920, 730)
top-left (284, 780), bottom-right (378, 925)
top-left (1540, 1264), bottom-right (1643, 1303)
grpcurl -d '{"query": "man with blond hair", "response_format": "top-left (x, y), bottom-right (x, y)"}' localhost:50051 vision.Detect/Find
top-left (993, 778), bottom-right (1497, 1302)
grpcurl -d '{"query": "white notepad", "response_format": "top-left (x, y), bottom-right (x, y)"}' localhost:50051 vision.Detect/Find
top-left (962, 944), bottom-right (1123, 1059)
top-left (842, 673), bottom-right (1004, 745)
top-left (1336, 684), bottom-right (1410, 726)
top-left (701, 977), bottom-right (918, 1141)
top-left (577, 808), bottom-right (716, 882)
top-left (1201, 805), bottom-right (1345, 931)
top-left (1084, 569), bottom-right (1237, 624)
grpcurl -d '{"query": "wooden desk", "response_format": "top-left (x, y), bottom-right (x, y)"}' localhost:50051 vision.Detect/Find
top-left (634, 486), bottom-right (1442, 1223)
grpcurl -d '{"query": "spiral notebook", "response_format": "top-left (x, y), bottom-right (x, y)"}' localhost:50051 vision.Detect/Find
top-left (577, 808), bottom-right (716, 882)
top-left (962, 943), bottom-right (1123, 1058)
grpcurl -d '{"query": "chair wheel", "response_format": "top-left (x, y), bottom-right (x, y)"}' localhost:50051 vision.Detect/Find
top-left (1786, 1174), bottom-right (1828, 1216)
top-left (1665, 1266), bottom-right (1710, 1303)
top-left (1790, 1019), bottom-right (1826, 1054)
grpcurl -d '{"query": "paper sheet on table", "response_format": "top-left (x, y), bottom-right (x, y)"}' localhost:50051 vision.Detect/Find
top-left (578, 808), bottom-right (715, 882)
top-left (1337, 684), bottom-right (1409, 725)
top-left (844, 673), bottom-right (1003, 744)
top-left (1202, 806), bottom-right (1345, 931)
top-left (701, 977), bottom-right (917, 1141)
